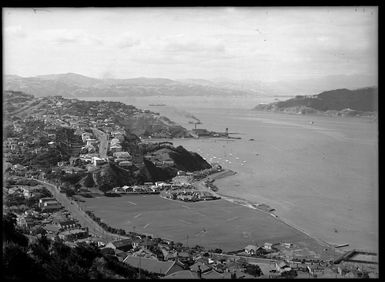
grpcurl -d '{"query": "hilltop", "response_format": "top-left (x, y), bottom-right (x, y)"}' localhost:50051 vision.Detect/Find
top-left (253, 87), bottom-right (378, 117)
top-left (4, 90), bottom-right (187, 138)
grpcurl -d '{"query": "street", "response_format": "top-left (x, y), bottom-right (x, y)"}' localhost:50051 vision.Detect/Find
top-left (35, 179), bottom-right (128, 241)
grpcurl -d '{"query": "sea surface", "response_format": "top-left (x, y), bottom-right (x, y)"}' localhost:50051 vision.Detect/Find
top-left (84, 96), bottom-right (378, 252)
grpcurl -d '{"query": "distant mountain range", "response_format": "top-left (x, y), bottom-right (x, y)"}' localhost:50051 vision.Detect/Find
top-left (4, 73), bottom-right (259, 99)
top-left (4, 73), bottom-right (377, 100)
top-left (253, 87), bottom-right (378, 117)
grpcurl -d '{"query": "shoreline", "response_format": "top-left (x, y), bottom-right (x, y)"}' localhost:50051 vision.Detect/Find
top-left (195, 169), bottom-right (338, 253)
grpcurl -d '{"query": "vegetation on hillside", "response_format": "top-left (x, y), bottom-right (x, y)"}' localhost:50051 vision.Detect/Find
top-left (254, 87), bottom-right (378, 115)
top-left (2, 213), bottom-right (158, 279)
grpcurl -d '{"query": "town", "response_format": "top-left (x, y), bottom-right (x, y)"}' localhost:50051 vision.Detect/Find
top-left (3, 91), bottom-right (378, 279)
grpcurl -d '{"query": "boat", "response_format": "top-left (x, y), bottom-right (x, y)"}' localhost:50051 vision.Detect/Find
top-left (149, 103), bottom-right (166, 106)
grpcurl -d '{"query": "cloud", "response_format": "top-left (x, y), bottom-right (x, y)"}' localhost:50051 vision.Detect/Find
top-left (115, 33), bottom-right (141, 48)
top-left (39, 29), bottom-right (103, 46)
top-left (4, 25), bottom-right (27, 38)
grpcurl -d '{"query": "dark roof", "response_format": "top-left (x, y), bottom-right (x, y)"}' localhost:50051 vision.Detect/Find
top-left (111, 239), bottom-right (132, 248)
top-left (202, 269), bottom-right (225, 279)
top-left (59, 220), bottom-right (77, 226)
top-left (190, 262), bottom-right (212, 273)
top-left (163, 270), bottom-right (198, 279)
top-left (123, 255), bottom-right (178, 275)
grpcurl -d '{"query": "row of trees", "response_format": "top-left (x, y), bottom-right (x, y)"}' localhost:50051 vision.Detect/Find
top-left (85, 210), bottom-right (127, 236)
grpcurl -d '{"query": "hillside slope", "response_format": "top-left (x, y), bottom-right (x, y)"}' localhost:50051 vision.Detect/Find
top-left (253, 87), bottom-right (377, 116)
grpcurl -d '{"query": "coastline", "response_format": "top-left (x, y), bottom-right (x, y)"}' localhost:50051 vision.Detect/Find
top-left (195, 169), bottom-right (338, 253)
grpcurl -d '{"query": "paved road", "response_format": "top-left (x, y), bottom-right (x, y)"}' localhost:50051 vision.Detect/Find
top-left (35, 179), bottom-right (127, 241)
top-left (91, 128), bottom-right (108, 158)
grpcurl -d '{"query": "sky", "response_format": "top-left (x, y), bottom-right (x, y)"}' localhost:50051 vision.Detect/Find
top-left (3, 7), bottom-right (378, 82)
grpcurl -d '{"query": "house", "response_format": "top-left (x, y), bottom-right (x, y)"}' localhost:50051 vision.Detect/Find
top-left (282, 242), bottom-right (293, 248)
top-left (119, 161), bottom-right (133, 167)
top-left (113, 151), bottom-right (132, 160)
top-left (105, 239), bottom-right (133, 252)
top-left (86, 138), bottom-right (97, 146)
top-left (201, 269), bottom-right (226, 279)
top-left (275, 261), bottom-right (292, 273)
top-left (245, 244), bottom-right (260, 255)
top-left (47, 133), bottom-right (56, 139)
top-left (12, 164), bottom-right (27, 172)
top-left (92, 157), bottom-right (105, 166)
top-left (58, 228), bottom-right (89, 241)
top-left (111, 131), bottom-right (125, 141)
top-left (177, 252), bottom-right (193, 265)
top-left (123, 256), bottom-right (184, 276)
top-left (57, 220), bottom-right (78, 230)
top-left (48, 141), bottom-right (56, 148)
top-left (110, 138), bottom-right (121, 146)
top-left (132, 248), bottom-right (158, 260)
top-left (190, 261), bottom-right (212, 273)
top-left (41, 201), bottom-right (62, 211)
top-left (264, 242), bottom-right (273, 250)
top-left (81, 133), bottom-right (92, 142)
top-left (39, 198), bottom-right (61, 211)
top-left (162, 270), bottom-right (198, 279)
top-left (39, 197), bottom-right (56, 206)
top-left (110, 144), bottom-right (122, 153)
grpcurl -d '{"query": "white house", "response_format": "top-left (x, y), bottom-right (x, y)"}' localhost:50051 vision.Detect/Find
top-left (245, 245), bottom-right (259, 255)
top-left (86, 138), bottom-right (97, 146)
top-left (92, 157), bottom-right (105, 166)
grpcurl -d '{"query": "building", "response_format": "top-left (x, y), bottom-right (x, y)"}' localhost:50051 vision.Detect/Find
top-left (81, 132), bottom-right (92, 143)
top-left (119, 161), bottom-right (133, 167)
top-left (86, 138), bottom-right (97, 146)
top-left (264, 242), bottom-right (273, 250)
top-left (162, 270), bottom-right (199, 279)
top-left (113, 151), bottom-right (132, 160)
top-left (105, 239), bottom-right (133, 252)
top-left (58, 228), bottom-right (89, 241)
top-left (123, 256), bottom-right (184, 276)
top-left (41, 200), bottom-right (62, 211)
top-left (275, 261), bottom-right (292, 273)
top-left (245, 244), bottom-right (260, 255)
top-left (92, 157), bottom-right (105, 166)
top-left (57, 220), bottom-right (79, 230)
top-left (110, 144), bottom-right (122, 153)
top-left (39, 198), bottom-right (61, 211)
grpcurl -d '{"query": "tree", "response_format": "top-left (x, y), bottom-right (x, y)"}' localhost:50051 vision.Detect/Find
top-left (99, 183), bottom-right (111, 193)
top-left (244, 264), bottom-right (263, 277)
top-left (3, 212), bottom-right (28, 247)
top-left (3, 242), bottom-right (44, 280)
top-left (84, 173), bottom-right (95, 188)
top-left (65, 189), bottom-right (76, 197)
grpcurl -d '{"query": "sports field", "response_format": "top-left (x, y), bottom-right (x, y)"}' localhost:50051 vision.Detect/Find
top-left (82, 194), bottom-right (333, 256)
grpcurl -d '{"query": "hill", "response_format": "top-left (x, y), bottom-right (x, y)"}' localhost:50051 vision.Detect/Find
top-left (4, 73), bottom-right (258, 99)
top-left (253, 87), bottom-right (378, 117)
top-left (4, 90), bottom-right (188, 138)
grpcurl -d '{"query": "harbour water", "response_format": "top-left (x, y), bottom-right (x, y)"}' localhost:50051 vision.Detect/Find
top-left (171, 108), bottom-right (378, 252)
top-left (84, 96), bottom-right (378, 253)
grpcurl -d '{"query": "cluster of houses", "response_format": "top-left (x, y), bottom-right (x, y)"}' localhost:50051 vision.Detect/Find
top-left (111, 151), bottom-right (133, 168)
top-left (112, 184), bottom-right (160, 194)
top-left (160, 189), bottom-right (219, 202)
